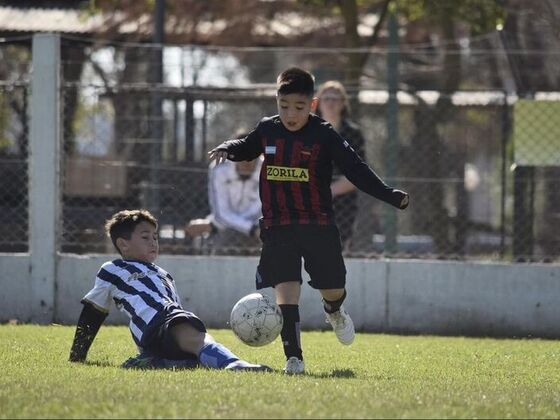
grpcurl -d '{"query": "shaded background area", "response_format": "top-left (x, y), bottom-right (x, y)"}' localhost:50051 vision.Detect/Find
top-left (0, 0), bottom-right (558, 262)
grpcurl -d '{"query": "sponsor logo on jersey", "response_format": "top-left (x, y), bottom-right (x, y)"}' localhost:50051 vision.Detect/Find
top-left (266, 165), bottom-right (309, 182)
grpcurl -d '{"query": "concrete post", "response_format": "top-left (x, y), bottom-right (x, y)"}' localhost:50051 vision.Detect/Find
top-left (29, 33), bottom-right (61, 323)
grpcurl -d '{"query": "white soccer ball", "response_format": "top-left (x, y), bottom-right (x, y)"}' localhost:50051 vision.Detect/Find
top-left (230, 293), bottom-right (283, 347)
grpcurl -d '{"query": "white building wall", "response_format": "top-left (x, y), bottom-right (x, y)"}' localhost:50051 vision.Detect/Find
top-left (2, 253), bottom-right (559, 338)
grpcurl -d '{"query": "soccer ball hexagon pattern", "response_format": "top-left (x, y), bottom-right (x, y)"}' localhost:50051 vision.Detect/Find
top-left (230, 293), bottom-right (283, 347)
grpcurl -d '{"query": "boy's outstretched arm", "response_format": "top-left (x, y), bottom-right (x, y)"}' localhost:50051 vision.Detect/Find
top-left (69, 302), bottom-right (107, 362)
top-left (208, 127), bottom-right (263, 163)
top-left (330, 130), bottom-right (409, 210)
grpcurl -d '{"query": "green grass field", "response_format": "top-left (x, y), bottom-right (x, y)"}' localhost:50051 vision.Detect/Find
top-left (1, 325), bottom-right (560, 418)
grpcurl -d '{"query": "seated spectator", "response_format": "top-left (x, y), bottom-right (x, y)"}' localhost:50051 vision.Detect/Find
top-left (185, 155), bottom-right (263, 255)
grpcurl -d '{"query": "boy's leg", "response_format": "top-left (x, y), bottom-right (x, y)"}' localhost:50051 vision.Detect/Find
top-left (169, 321), bottom-right (207, 354)
top-left (320, 288), bottom-right (346, 312)
top-left (300, 225), bottom-right (354, 345)
top-left (170, 321), bottom-right (271, 371)
top-left (257, 225), bottom-right (304, 373)
top-left (320, 288), bottom-right (355, 345)
top-left (275, 281), bottom-right (305, 374)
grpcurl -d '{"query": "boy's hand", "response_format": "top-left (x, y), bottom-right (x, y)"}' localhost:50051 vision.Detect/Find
top-left (394, 189), bottom-right (409, 209)
top-left (208, 147), bottom-right (229, 164)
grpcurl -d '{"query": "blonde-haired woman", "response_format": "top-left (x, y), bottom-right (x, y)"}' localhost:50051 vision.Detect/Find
top-left (316, 81), bottom-right (366, 250)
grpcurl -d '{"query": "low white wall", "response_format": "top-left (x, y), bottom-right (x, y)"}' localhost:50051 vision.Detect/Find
top-left (0, 254), bottom-right (33, 321)
top-left (2, 254), bottom-right (560, 338)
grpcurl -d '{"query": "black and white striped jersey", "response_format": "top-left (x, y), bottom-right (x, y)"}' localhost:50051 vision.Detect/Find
top-left (82, 259), bottom-right (182, 346)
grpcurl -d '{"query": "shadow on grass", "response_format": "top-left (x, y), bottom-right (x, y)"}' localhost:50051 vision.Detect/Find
top-left (83, 360), bottom-right (116, 368)
top-left (79, 362), bottom-right (356, 378)
top-left (295, 369), bottom-right (356, 379)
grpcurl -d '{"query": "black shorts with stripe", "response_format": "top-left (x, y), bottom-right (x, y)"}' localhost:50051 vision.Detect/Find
top-left (142, 306), bottom-right (207, 360)
top-left (256, 224), bottom-right (347, 290)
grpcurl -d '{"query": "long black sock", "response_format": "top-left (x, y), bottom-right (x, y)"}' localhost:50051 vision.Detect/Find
top-left (279, 304), bottom-right (303, 361)
top-left (322, 289), bottom-right (347, 314)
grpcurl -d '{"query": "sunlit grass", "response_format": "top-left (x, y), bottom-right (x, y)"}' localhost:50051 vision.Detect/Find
top-left (1, 325), bottom-right (560, 418)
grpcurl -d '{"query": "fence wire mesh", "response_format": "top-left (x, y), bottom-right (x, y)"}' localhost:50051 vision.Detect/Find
top-left (0, 41), bottom-right (30, 253)
top-left (1, 36), bottom-right (559, 261)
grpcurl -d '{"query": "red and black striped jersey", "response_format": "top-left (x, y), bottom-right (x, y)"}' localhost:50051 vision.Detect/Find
top-left (217, 114), bottom-right (404, 228)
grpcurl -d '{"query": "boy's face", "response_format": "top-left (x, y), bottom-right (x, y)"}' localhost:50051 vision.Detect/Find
top-left (277, 93), bottom-right (318, 132)
top-left (117, 221), bottom-right (159, 263)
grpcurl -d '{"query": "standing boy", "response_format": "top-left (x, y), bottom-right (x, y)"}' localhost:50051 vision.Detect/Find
top-left (69, 209), bottom-right (270, 372)
top-left (209, 67), bottom-right (409, 374)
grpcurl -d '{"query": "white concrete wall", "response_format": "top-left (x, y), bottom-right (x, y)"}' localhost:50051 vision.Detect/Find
top-left (0, 254), bottom-right (33, 321)
top-left (2, 253), bottom-right (560, 338)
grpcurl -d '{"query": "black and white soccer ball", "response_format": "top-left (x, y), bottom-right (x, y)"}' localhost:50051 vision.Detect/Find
top-left (230, 293), bottom-right (283, 347)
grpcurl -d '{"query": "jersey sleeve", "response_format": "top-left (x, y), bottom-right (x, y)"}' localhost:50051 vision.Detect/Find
top-left (327, 127), bottom-right (403, 208)
top-left (81, 266), bottom-right (114, 313)
top-left (215, 122), bottom-right (264, 162)
top-left (349, 127), bottom-right (366, 161)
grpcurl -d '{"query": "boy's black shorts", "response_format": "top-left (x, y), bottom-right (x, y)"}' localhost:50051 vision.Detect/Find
top-left (143, 307), bottom-right (207, 360)
top-left (256, 224), bottom-right (346, 290)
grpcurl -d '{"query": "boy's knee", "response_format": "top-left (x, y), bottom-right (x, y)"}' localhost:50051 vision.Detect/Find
top-left (320, 288), bottom-right (345, 302)
top-left (171, 322), bottom-right (206, 354)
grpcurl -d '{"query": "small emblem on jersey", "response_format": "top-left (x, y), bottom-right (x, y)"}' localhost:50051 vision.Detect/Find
top-left (265, 146), bottom-right (276, 155)
top-left (267, 165), bottom-right (309, 182)
top-left (128, 272), bottom-right (148, 282)
top-left (343, 140), bottom-right (350, 148)
top-left (300, 149), bottom-right (311, 156)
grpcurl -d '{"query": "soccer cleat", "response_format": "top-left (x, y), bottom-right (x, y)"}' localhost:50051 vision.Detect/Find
top-left (122, 353), bottom-right (198, 370)
top-left (225, 360), bottom-right (273, 372)
top-left (283, 357), bottom-right (305, 375)
top-left (122, 354), bottom-right (157, 369)
top-left (325, 305), bottom-right (355, 345)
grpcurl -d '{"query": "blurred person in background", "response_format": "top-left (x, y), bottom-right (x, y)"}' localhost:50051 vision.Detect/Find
top-left (185, 134), bottom-right (262, 255)
top-left (316, 81), bottom-right (366, 251)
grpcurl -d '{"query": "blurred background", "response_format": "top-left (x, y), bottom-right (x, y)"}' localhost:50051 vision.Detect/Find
top-left (0, 0), bottom-right (559, 262)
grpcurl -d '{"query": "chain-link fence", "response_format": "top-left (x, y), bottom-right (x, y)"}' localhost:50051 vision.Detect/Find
top-left (1, 35), bottom-right (559, 261)
top-left (0, 40), bottom-right (30, 253)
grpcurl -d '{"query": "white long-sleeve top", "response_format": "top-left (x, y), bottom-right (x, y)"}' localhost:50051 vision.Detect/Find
top-left (207, 157), bottom-right (263, 235)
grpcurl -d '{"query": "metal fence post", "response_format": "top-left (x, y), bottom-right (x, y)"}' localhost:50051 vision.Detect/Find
top-left (29, 33), bottom-right (60, 323)
top-left (384, 7), bottom-right (399, 254)
top-left (500, 91), bottom-right (510, 258)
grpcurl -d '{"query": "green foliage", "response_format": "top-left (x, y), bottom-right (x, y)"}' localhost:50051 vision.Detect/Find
top-left (2, 325), bottom-right (560, 418)
top-left (399, 0), bottom-right (505, 35)
top-left (83, 0), bottom-right (155, 16)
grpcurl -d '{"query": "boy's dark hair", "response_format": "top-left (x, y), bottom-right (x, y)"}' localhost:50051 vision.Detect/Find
top-left (276, 67), bottom-right (315, 97)
top-left (105, 209), bottom-right (158, 254)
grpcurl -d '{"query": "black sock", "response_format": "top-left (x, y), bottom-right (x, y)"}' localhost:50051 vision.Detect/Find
top-left (322, 289), bottom-right (347, 314)
top-left (279, 304), bottom-right (303, 361)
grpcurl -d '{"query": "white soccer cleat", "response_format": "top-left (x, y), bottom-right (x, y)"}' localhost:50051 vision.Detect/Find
top-left (225, 360), bottom-right (272, 372)
top-left (283, 356), bottom-right (305, 375)
top-left (325, 305), bottom-right (355, 345)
